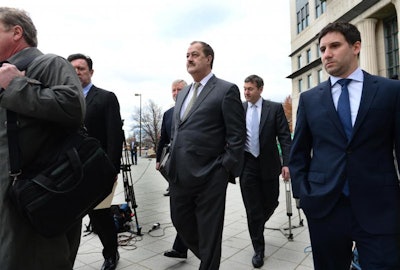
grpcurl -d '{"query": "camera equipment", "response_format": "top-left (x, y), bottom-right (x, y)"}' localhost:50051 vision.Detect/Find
top-left (111, 203), bottom-right (133, 233)
top-left (266, 180), bottom-right (303, 241)
top-left (120, 135), bottom-right (142, 236)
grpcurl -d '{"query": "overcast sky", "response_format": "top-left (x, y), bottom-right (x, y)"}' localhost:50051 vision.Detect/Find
top-left (3, 0), bottom-right (292, 135)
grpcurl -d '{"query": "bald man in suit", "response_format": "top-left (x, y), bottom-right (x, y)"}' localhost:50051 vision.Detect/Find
top-left (166, 41), bottom-right (246, 269)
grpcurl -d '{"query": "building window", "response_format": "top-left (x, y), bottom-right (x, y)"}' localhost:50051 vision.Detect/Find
top-left (297, 55), bottom-right (302, 69)
top-left (316, 44), bottom-right (321, 58)
top-left (384, 16), bottom-right (399, 78)
top-left (298, 79), bottom-right (303, 93)
top-left (315, 0), bottom-right (326, 18)
top-left (317, 69), bottom-right (323, 83)
top-left (296, 1), bottom-right (309, 33)
top-left (306, 49), bottom-right (312, 64)
top-left (307, 74), bottom-right (312, 89)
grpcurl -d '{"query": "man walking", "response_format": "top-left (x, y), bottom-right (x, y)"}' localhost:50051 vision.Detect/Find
top-left (240, 74), bottom-right (291, 268)
top-left (0, 7), bottom-right (85, 269)
top-left (68, 53), bottom-right (123, 270)
top-left (166, 41), bottom-right (246, 269)
top-left (289, 22), bottom-right (400, 269)
top-left (156, 79), bottom-right (189, 259)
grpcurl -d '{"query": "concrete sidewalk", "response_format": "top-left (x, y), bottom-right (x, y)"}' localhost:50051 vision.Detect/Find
top-left (73, 155), bottom-right (313, 269)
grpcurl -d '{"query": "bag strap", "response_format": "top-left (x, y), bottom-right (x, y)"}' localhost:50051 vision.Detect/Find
top-left (5, 53), bottom-right (43, 180)
top-left (6, 110), bottom-right (21, 179)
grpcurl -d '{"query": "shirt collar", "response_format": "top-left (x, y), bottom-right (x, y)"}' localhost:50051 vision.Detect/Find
top-left (330, 68), bottom-right (364, 86)
top-left (250, 97), bottom-right (263, 108)
top-left (197, 72), bottom-right (214, 87)
top-left (83, 82), bottom-right (93, 97)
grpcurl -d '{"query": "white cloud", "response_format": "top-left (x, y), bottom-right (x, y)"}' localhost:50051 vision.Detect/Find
top-left (3, 0), bottom-right (292, 135)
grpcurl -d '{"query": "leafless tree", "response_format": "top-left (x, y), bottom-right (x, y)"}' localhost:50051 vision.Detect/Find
top-left (131, 99), bottom-right (163, 152)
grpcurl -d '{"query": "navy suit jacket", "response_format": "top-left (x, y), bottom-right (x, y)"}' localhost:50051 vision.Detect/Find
top-left (84, 85), bottom-right (124, 172)
top-left (242, 99), bottom-right (291, 178)
top-left (289, 71), bottom-right (400, 235)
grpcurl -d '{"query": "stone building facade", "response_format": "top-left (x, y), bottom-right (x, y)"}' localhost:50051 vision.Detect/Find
top-left (288, 0), bottom-right (399, 126)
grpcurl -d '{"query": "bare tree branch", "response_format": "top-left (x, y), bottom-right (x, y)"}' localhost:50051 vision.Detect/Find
top-left (131, 99), bottom-right (163, 151)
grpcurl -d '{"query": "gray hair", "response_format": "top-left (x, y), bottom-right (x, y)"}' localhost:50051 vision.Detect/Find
top-left (172, 79), bottom-right (188, 86)
top-left (0, 7), bottom-right (37, 47)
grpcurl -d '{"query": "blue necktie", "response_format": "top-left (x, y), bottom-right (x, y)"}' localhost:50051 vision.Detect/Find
top-left (337, 78), bottom-right (352, 195)
top-left (337, 79), bottom-right (352, 140)
top-left (249, 105), bottom-right (260, 157)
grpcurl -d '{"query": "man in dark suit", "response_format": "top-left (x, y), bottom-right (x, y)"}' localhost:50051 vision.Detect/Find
top-left (289, 22), bottom-right (400, 270)
top-left (68, 53), bottom-right (123, 270)
top-left (156, 79), bottom-right (187, 196)
top-left (240, 74), bottom-right (291, 268)
top-left (155, 79), bottom-right (189, 259)
top-left (166, 41), bottom-right (246, 269)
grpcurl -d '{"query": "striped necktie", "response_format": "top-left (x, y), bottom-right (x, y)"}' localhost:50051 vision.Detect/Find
top-left (182, 82), bottom-right (200, 120)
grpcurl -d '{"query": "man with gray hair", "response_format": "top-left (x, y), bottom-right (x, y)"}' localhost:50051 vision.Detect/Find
top-left (0, 7), bottom-right (85, 270)
top-left (156, 79), bottom-right (189, 259)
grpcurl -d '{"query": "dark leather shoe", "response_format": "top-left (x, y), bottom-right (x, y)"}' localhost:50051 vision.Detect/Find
top-left (252, 253), bottom-right (264, 268)
top-left (164, 249), bottom-right (187, 259)
top-left (101, 251), bottom-right (119, 270)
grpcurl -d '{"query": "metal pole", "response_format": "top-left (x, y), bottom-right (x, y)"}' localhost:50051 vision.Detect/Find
top-left (139, 94), bottom-right (142, 157)
top-left (135, 93), bottom-right (142, 157)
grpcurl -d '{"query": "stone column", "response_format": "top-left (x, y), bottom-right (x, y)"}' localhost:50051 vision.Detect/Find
top-left (357, 18), bottom-right (378, 75)
top-left (392, 0), bottom-right (400, 55)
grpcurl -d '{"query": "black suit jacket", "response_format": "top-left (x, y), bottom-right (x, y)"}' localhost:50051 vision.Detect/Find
top-left (166, 75), bottom-right (246, 186)
top-left (84, 85), bottom-right (123, 172)
top-left (289, 71), bottom-right (400, 234)
top-left (243, 99), bottom-right (291, 178)
top-left (156, 106), bottom-right (174, 162)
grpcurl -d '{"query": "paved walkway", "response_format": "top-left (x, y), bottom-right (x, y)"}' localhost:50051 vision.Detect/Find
top-left (73, 154), bottom-right (314, 269)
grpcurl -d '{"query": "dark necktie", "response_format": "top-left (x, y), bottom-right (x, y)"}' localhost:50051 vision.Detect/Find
top-left (337, 79), bottom-right (352, 140)
top-left (337, 78), bottom-right (352, 196)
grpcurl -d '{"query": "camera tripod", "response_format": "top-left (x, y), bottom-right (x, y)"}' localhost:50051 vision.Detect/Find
top-left (266, 180), bottom-right (304, 241)
top-left (120, 144), bottom-right (142, 236)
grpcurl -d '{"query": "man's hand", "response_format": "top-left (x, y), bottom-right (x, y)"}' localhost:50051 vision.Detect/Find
top-left (0, 63), bottom-right (25, 89)
top-left (281, 166), bottom-right (290, 181)
top-left (156, 162), bottom-right (160, 170)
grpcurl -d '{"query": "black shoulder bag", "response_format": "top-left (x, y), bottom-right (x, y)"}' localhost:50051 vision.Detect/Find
top-left (5, 55), bottom-right (116, 238)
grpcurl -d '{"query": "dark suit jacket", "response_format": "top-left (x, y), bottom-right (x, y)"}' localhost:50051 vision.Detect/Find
top-left (243, 99), bottom-right (291, 178)
top-left (166, 75), bottom-right (246, 186)
top-left (289, 71), bottom-right (400, 235)
top-left (156, 106), bottom-right (174, 162)
top-left (84, 85), bottom-right (123, 172)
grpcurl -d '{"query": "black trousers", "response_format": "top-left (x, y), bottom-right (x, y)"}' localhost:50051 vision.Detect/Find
top-left (172, 233), bottom-right (188, 253)
top-left (240, 153), bottom-right (279, 254)
top-left (89, 208), bottom-right (118, 259)
top-left (170, 167), bottom-right (228, 270)
top-left (307, 195), bottom-right (400, 270)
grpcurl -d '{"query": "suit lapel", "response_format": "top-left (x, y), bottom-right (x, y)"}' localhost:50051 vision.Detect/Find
top-left (176, 84), bottom-right (190, 125)
top-left (180, 75), bottom-right (217, 123)
top-left (352, 71), bottom-right (378, 137)
top-left (320, 80), bottom-right (348, 139)
top-left (85, 85), bottom-right (97, 106)
top-left (259, 99), bottom-right (270, 133)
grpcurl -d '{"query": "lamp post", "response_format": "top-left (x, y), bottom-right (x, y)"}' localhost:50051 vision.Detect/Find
top-left (134, 93), bottom-right (142, 157)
